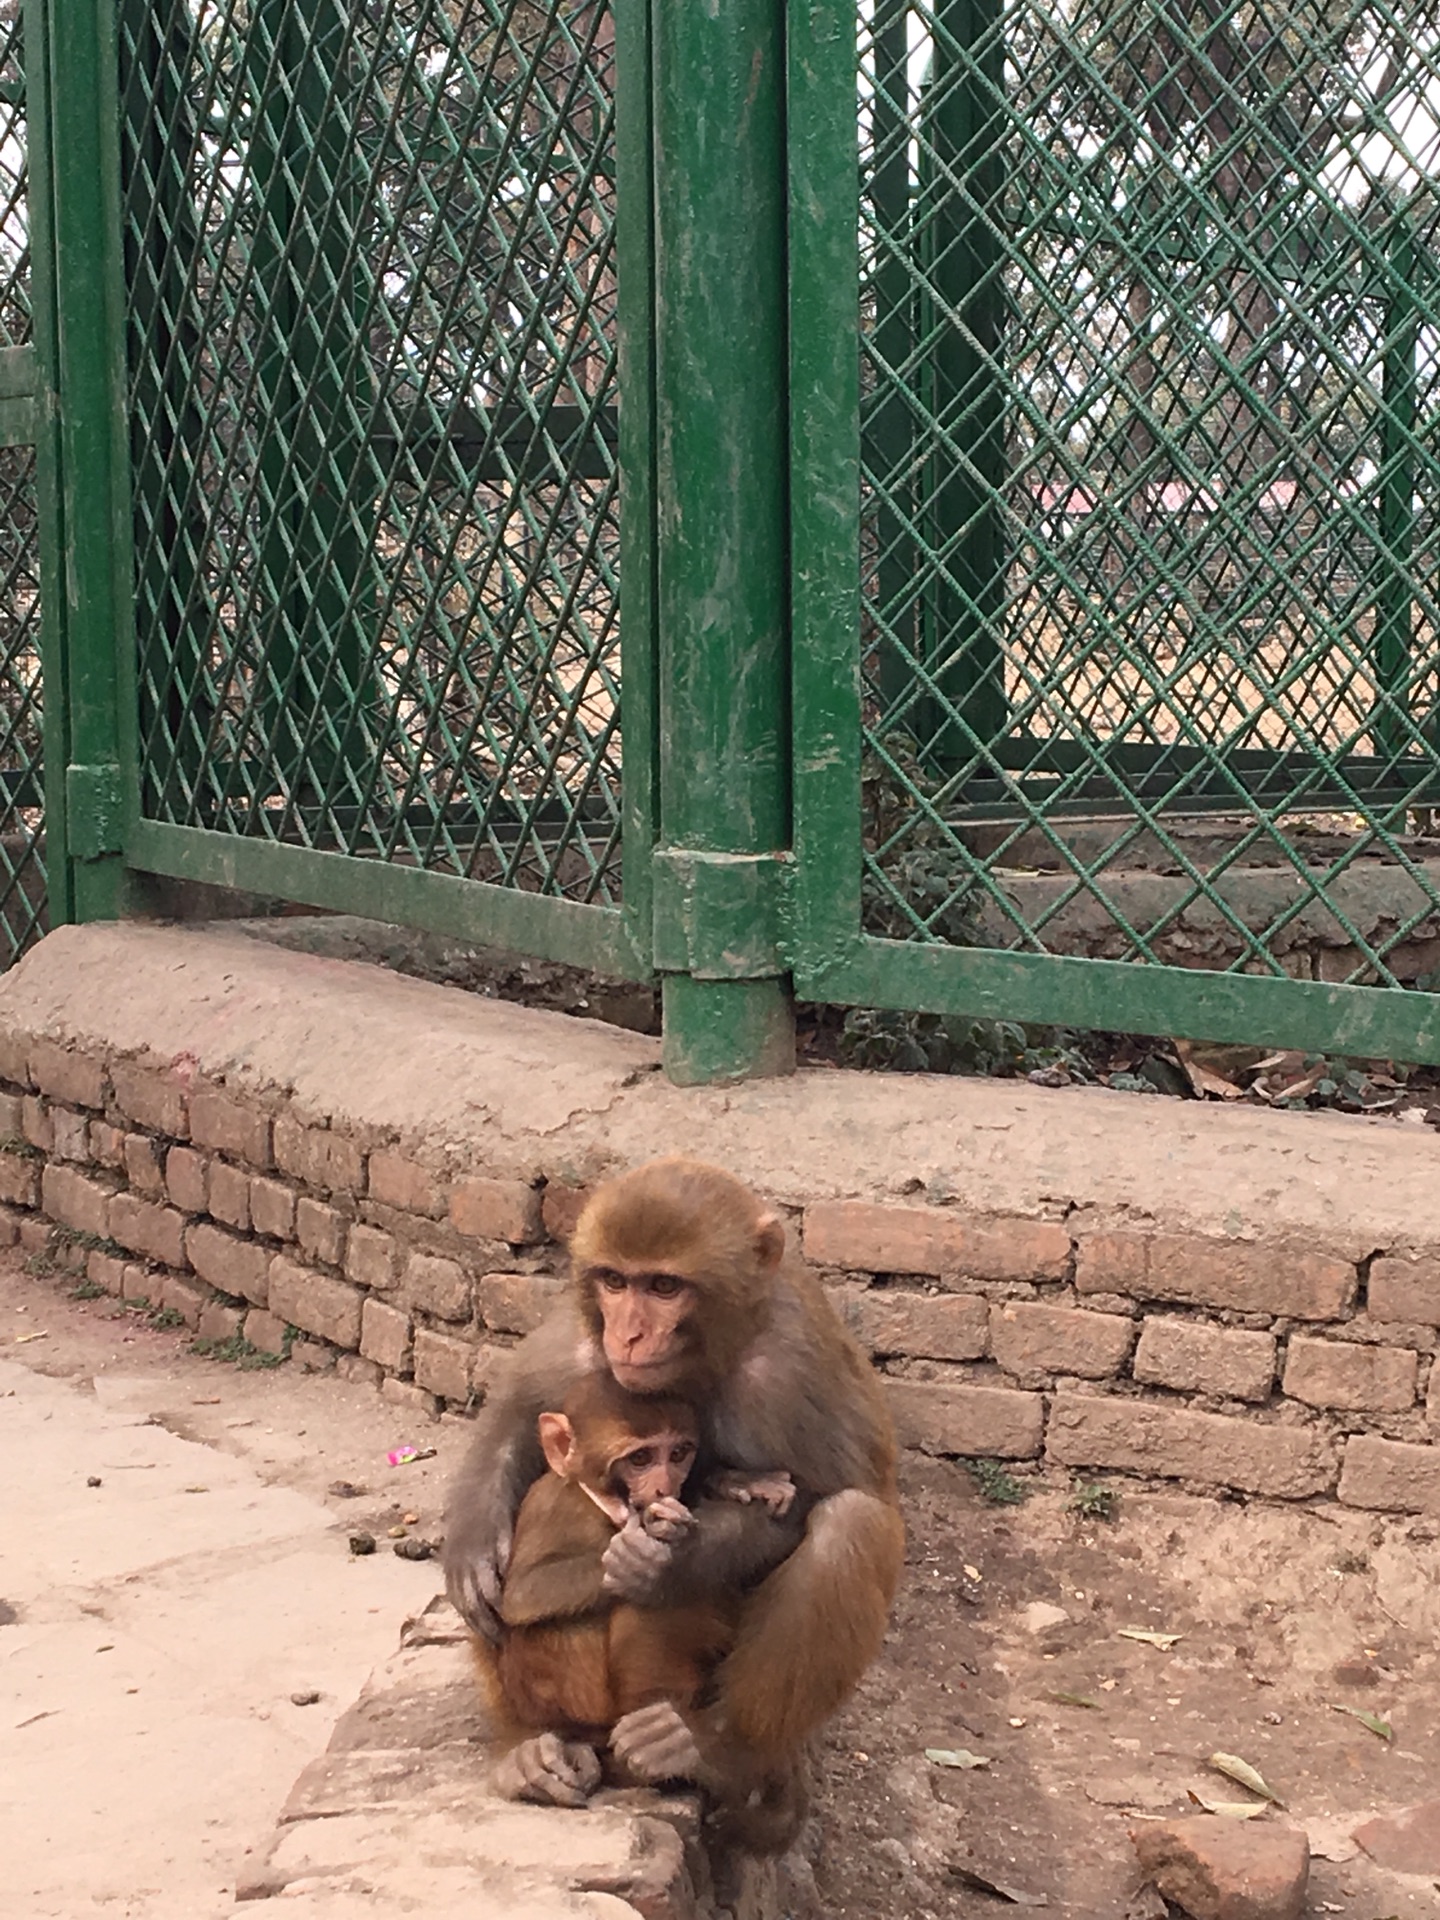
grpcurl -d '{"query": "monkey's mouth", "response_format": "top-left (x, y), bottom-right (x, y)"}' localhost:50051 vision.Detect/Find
top-left (609, 1357), bottom-right (681, 1390)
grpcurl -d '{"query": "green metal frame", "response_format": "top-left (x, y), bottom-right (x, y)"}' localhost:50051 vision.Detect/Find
top-left (786, 0), bottom-right (1440, 1068)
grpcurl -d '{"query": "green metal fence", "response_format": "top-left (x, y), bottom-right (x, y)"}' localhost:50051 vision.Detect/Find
top-left (13, 0), bottom-right (1440, 1078)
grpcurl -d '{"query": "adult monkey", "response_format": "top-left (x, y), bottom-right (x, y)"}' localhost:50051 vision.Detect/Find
top-left (445, 1156), bottom-right (905, 1815)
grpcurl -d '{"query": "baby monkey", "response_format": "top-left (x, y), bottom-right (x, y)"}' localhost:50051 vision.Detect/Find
top-left (487, 1371), bottom-right (793, 1813)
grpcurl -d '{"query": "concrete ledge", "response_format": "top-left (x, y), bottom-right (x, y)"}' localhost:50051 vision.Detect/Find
top-left (2, 922), bottom-right (1438, 1512)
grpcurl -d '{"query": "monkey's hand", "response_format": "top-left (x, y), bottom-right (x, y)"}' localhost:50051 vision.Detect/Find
top-left (492, 1732), bottom-right (602, 1808)
top-left (710, 1468), bottom-right (796, 1517)
top-left (600, 1506), bottom-right (675, 1600)
top-left (442, 1514), bottom-right (513, 1644)
top-left (610, 1702), bottom-right (719, 1791)
top-left (640, 1495), bottom-right (697, 1544)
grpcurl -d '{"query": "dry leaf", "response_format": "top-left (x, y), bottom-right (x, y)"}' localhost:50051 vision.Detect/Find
top-left (1048, 1691), bottom-right (1100, 1709)
top-left (1174, 1040), bottom-right (1243, 1100)
top-left (926, 1747), bottom-right (991, 1770)
top-left (1207, 1752), bottom-right (1286, 1807)
top-left (1117, 1628), bottom-right (1183, 1649)
top-left (1186, 1788), bottom-right (1268, 1819)
top-left (947, 1865), bottom-right (1049, 1905)
top-left (1329, 1703), bottom-right (1392, 1741)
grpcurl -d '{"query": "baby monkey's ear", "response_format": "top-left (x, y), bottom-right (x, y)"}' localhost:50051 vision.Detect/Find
top-left (537, 1410), bottom-right (577, 1478)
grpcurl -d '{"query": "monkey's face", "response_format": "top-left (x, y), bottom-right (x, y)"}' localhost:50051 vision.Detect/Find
top-left (586, 1267), bottom-right (699, 1391)
top-left (609, 1428), bottom-right (697, 1509)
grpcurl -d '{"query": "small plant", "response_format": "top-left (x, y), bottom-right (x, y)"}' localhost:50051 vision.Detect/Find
top-left (0, 1134), bottom-right (42, 1160)
top-left (69, 1279), bottom-right (106, 1302)
top-left (191, 1332), bottom-right (284, 1370)
top-left (24, 1250), bottom-right (56, 1278)
top-left (1069, 1478), bottom-right (1118, 1521)
top-left (146, 1305), bottom-right (186, 1331)
top-left (966, 1458), bottom-right (1030, 1506)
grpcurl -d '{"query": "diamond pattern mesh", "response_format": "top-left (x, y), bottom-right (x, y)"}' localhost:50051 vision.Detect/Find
top-left (859, 0), bottom-right (1440, 985)
top-left (0, 4), bottom-right (45, 966)
top-left (122, 0), bottom-right (621, 901)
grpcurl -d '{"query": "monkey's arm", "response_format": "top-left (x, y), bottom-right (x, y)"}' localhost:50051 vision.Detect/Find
top-left (501, 1481), bottom-right (615, 1627)
top-left (601, 1493), bottom-right (808, 1606)
top-left (442, 1307), bottom-right (593, 1640)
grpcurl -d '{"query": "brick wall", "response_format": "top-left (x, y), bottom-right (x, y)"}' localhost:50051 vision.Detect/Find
top-left (6, 1031), bottom-right (1439, 1514)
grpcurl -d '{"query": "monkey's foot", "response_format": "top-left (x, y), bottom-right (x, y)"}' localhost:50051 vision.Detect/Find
top-left (609, 1702), bottom-right (713, 1789)
top-left (711, 1469), bottom-right (796, 1516)
top-left (492, 1732), bottom-right (602, 1808)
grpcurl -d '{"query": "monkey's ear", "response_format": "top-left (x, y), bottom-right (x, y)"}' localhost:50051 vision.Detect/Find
top-left (755, 1210), bottom-right (785, 1272)
top-left (537, 1411), bottom-right (576, 1477)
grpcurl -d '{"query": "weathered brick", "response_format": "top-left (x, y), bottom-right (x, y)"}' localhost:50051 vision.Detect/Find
top-left (413, 1326), bottom-right (474, 1402)
top-left (0, 1090), bottom-right (19, 1139)
top-left (243, 1307), bottom-right (290, 1357)
top-left (189, 1085), bottom-right (271, 1168)
top-left (291, 1340), bottom-right (336, 1373)
top-left (1429, 1362), bottom-right (1440, 1437)
top-left (337, 1352), bottom-right (383, 1388)
top-left (297, 1196), bottom-right (348, 1267)
top-left (0, 1149), bottom-right (39, 1208)
top-left (19, 1215), bottom-right (53, 1253)
top-left (804, 1201), bottom-right (1070, 1284)
top-left (22, 1095), bottom-right (52, 1153)
top-left (166, 1145), bottom-right (210, 1215)
top-left (50, 1107), bottom-right (90, 1163)
top-left (108, 1192), bottom-right (189, 1269)
top-left (851, 1289), bottom-right (988, 1362)
top-left (1338, 1434), bottom-right (1440, 1512)
top-left (29, 1039), bottom-right (105, 1111)
top-left (40, 1162), bottom-right (113, 1239)
top-left (403, 1250), bottom-right (471, 1322)
top-left (1075, 1230), bottom-right (1355, 1322)
top-left (268, 1254), bottom-right (362, 1349)
top-left (120, 1262), bottom-right (152, 1302)
top-left (345, 1223), bottom-right (398, 1291)
top-left (123, 1133), bottom-right (166, 1196)
top-left (1282, 1336), bottom-right (1417, 1413)
top-left (197, 1299), bottom-right (245, 1344)
top-left (380, 1376), bottom-right (439, 1420)
top-left (360, 1297), bottom-right (412, 1373)
top-left (541, 1184), bottom-right (589, 1244)
top-left (187, 1220), bottom-right (271, 1307)
top-left (87, 1249), bottom-right (129, 1297)
top-left (1047, 1392), bottom-right (1337, 1498)
top-left (1133, 1317), bottom-right (1276, 1402)
top-left (273, 1115), bottom-right (364, 1196)
top-left (368, 1151), bottom-right (444, 1219)
top-left (990, 1302), bottom-right (1134, 1380)
top-left (477, 1270), bottom-right (565, 1335)
top-left (160, 1272), bottom-right (213, 1330)
top-left (250, 1175), bottom-right (297, 1241)
top-left (886, 1379), bottom-right (1044, 1458)
top-left (207, 1160), bottom-right (251, 1232)
top-left (0, 1025), bottom-right (33, 1086)
top-left (450, 1177), bottom-right (544, 1246)
top-left (89, 1120), bottom-right (126, 1171)
top-left (1369, 1256), bottom-right (1440, 1328)
top-left (110, 1059), bottom-right (188, 1138)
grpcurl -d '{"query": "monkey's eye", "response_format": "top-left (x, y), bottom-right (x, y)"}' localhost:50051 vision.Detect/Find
top-left (591, 1268), bottom-right (628, 1293)
top-left (671, 1442), bottom-right (696, 1466)
top-left (621, 1447), bottom-right (655, 1471)
top-left (647, 1274), bottom-right (686, 1299)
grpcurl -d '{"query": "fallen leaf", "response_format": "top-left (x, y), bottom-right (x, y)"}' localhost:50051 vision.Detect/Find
top-left (947, 1865), bottom-right (1048, 1905)
top-left (1329, 1703), bottom-right (1392, 1741)
top-left (1047, 1691), bottom-right (1100, 1709)
top-left (1186, 1789), bottom-right (1268, 1819)
top-left (1118, 1629), bottom-right (1184, 1649)
top-left (13, 1330), bottom-right (47, 1344)
top-left (926, 1747), bottom-right (991, 1770)
top-left (1207, 1752), bottom-right (1286, 1807)
top-left (1174, 1040), bottom-right (1243, 1100)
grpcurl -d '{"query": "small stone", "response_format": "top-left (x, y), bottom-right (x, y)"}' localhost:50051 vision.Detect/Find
top-left (1018, 1600), bottom-right (1070, 1634)
top-left (328, 1480), bottom-right (365, 1499)
top-left (1131, 1816), bottom-right (1309, 1920)
top-left (1353, 1797), bottom-right (1440, 1874)
top-left (394, 1537), bottom-right (436, 1560)
top-left (86, 1475), bottom-right (102, 1488)
top-left (348, 1531), bottom-right (377, 1556)
top-left (289, 1689), bottom-right (321, 1707)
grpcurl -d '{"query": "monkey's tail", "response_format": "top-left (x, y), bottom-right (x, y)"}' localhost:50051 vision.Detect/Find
top-left (717, 1488), bottom-right (906, 1759)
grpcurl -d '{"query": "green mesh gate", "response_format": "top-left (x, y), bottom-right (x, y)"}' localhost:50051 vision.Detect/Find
top-left (0, 7), bottom-right (45, 968)
top-left (790, 0), bottom-right (1440, 1060)
top-left (116, 0), bottom-right (649, 976)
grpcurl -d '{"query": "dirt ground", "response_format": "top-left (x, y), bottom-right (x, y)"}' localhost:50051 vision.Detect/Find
top-left (4, 1254), bottom-right (1440, 1919)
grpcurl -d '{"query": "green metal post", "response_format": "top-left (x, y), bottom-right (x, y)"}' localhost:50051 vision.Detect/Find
top-left (650, 0), bottom-right (794, 1082)
top-left (1373, 200), bottom-right (1417, 768)
top-left (31, 0), bottom-right (131, 918)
